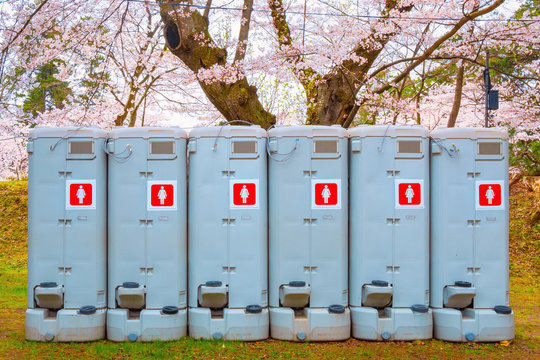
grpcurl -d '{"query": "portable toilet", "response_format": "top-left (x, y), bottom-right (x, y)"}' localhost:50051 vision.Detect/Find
top-left (348, 125), bottom-right (432, 341)
top-left (187, 125), bottom-right (268, 340)
top-left (25, 127), bottom-right (107, 342)
top-left (430, 127), bottom-right (514, 342)
top-left (268, 125), bottom-right (350, 341)
top-left (106, 127), bottom-right (188, 341)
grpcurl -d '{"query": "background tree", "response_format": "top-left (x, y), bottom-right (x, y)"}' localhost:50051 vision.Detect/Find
top-left (22, 60), bottom-right (71, 117)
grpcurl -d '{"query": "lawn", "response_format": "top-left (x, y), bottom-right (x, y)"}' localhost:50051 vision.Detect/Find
top-left (0, 180), bottom-right (538, 359)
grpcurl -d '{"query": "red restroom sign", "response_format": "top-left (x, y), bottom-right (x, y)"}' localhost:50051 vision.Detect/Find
top-left (312, 179), bottom-right (341, 209)
top-left (147, 180), bottom-right (177, 210)
top-left (476, 181), bottom-right (505, 210)
top-left (395, 179), bottom-right (424, 209)
top-left (66, 180), bottom-right (96, 209)
top-left (230, 179), bottom-right (259, 209)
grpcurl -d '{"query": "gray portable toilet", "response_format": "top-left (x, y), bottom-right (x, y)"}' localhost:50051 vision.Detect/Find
top-left (348, 125), bottom-right (432, 341)
top-left (430, 127), bottom-right (514, 342)
top-left (187, 125), bottom-right (268, 340)
top-left (268, 125), bottom-right (350, 341)
top-left (25, 127), bottom-right (107, 342)
top-left (106, 127), bottom-right (188, 341)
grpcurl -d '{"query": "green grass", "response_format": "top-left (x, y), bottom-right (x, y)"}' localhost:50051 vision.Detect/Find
top-left (0, 180), bottom-right (538, 359)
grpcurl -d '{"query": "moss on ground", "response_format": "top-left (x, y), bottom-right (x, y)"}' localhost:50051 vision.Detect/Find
top-left (0, 180), bottom-right (538, 359)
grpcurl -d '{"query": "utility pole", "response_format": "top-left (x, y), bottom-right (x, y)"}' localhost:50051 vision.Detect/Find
top-left (483, 51), bottom-right (490, 128)
top-left (483, 51), bottom-right (499, 127)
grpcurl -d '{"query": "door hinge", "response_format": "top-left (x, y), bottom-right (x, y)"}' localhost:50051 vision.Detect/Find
top-left (222, 266), bottom-right (236, 273)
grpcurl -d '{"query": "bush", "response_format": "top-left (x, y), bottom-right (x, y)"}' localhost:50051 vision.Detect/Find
top-left (510, 140), bottom-right (540, 176)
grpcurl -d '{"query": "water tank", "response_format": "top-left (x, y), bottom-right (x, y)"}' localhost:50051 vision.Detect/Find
top-left (268, 125), bottom-right (350, 341)
top-left (188, 125), bottom-right (269, 340)
top-left (25, 127), bottom-right (107, 341)
top-left (430, 127), bottom-right (514, 342)
top-left (348, 125), bottom-right (432, 341)
top-left (106, 127), bottom-right (187, 341)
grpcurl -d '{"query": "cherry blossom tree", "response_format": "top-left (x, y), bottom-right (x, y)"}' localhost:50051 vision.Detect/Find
top-left (159, 0), bottom-right (538, 129)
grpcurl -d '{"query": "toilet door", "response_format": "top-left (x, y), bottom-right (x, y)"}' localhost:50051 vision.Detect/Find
top-left (64, 138), bottom-right (103, 308)
top-left (309, 137), bottom-right (348, 308)
top-left (146, 138), bottom-right (185, 309)
top-left (268, 136), bottom-right (311, 307)
top-left (228, 138), bottom-right (267, 308)
top-left (188, 137), bottom-right (230, 308)
top-left (473, 139), bottom-right (508, 308)
top-left (393, 137), bottom-right (429, 307)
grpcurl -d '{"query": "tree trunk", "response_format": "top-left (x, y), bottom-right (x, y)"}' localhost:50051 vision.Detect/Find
top-left (307, 75), bottom-right (356, 125)
top-left (307, 48), bottom-right (384, 126)
top-left (448, 62), bottom-right (464, 127)
top-left (524, 176), bottom-right (540, 226)
top-left (115, 90), bottom-right (137, 126)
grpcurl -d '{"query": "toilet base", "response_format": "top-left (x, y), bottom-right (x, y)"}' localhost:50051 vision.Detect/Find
top-left (432, 308), bottom-right (514, 342)
top-left (269, 307), bottom-right (350, 341)
top-left (25, 308), bottom-right (106, 342)
top-left (351, 306), bottom-right (432, 341)
top-left (188, 307), bottom-right (269, 340)
top-left (107, 308), bottom-right (187, 342)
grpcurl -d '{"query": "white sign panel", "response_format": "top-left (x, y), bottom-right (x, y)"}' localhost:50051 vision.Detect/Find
top-left (66, 180), bottom-right (96, 210)
top-left (147, 180), bottom-right (177, 211)
top-left (230, 179), bottom-right (259, 209)
top-left (395, 179), bottom-right (424, 209)
top-left (312, 179), bottom-right (341, 209)
top-left (476, 180), bottom-right (505, 210)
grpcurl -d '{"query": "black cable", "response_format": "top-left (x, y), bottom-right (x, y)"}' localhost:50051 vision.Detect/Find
top-left (212, 119), bottom-right (255, 151)
top-left (126, 0), bottom-right (537, 23)
top-left (430, 136), bottom-right (458, 158)
top-left (266, 124), bottom-right (299, 162)
top-left (103, 135), bottom-right (133, 162)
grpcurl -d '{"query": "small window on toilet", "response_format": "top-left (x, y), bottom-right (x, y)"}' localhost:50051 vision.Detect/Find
top-left (314, 140), bottom-right (339, 154)
top-left (232, 141), bottom-right (257, 154)
top-left (69, 141), bottom-right (94, 155)
top-left (478, 142), bottom-right (501, 156)
top-left (397, 140), bottom-right (422, 154)
top-left (150, 141), bottom-right (175, 155)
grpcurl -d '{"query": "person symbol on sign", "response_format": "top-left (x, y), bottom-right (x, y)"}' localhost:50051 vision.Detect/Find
top-left (321, 185), bottom-right (331, 204)
top-left (485, 186), bottom-right (495, 205)
top-left (405, 185), bottom-right (415, 204)
top-left (240, 185), bottom-right (249, 204)
top-left (157, 186), bottom-right (167, 205)
top-left (76, 185), bottom-right (86, 204)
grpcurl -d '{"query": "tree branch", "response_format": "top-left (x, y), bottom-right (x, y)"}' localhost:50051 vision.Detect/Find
top-left (203, 0), bottom-right (212, 22)
top-left (234, 0), bottom-right (253, 63)
top-left (268, 0), bottom-right (321, 86)
top-left (447, 61), bottom-right (464, 127)
top-left (374, 0), bottom-right (505, 94)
